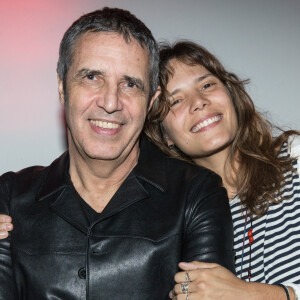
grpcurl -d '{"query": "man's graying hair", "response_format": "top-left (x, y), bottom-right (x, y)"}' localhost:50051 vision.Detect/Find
top-left (57, 7), bottom-right (159, 99)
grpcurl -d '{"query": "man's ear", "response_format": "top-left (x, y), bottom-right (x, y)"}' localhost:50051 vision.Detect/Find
top-left (57, 74), bottom-right (65, 106)
top-left (148, 86), bottom-right (161, 112)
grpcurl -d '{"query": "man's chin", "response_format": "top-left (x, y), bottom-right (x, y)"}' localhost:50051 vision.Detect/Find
top-left (85, 150), bottom-right (125, 162)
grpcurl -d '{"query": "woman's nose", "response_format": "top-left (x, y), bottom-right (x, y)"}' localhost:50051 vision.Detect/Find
top-left (189, 92), bottom-right (210, 113)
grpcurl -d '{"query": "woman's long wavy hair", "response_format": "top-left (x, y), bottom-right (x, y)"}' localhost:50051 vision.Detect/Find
top-left (144, 40), bottom-right (299, 217)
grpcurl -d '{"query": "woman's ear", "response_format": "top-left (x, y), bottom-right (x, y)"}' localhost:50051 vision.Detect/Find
top-left (148, 86), bottom-right (161, 112)
top-left (163, 133), bottom-right (175, 148)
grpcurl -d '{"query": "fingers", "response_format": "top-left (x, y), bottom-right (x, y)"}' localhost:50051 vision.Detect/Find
top-left (0, 214), bottom-right (11, 223)
top-left (175, 270), bottom-right (194, 284)
top-left (171, 262), bottom-right (221, 299)
top-left (173, 282), bottom-right (197, 295)
top-left (169, 289), bottom-right (175, 299)
top-left (175, 264), bottom-right (218, 283)
top-left (0, 215), bottom-right (13, 239)
top-left (171, 270), bottom-right (199, 299)
top-left (170, 282), bottom-right (200, 300)
top-left (0, 231), bottom-right (9, 238)
top-left (171, 295), bottom-right (193, 300)
top-left (179, 261), bottom-right (218, 271)
top-left (0, 222), bottom-right (13, 231)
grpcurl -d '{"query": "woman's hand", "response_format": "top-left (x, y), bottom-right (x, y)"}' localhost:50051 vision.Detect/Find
top-left (0, 215), bottom-right (13, 239)
top-left (169, 261), bottom-right (247, 299)
top-left (169, 261), bottom-right (295, 300)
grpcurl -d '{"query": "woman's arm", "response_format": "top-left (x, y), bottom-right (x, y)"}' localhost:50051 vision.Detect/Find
top-left (170, 261), bottom-right (297, 300)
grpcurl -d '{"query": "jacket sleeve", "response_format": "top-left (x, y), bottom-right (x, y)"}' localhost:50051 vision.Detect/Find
top-left (182, 170), bottom-right (235, 274)
top-left (0, 175), bottom-right (18, 299)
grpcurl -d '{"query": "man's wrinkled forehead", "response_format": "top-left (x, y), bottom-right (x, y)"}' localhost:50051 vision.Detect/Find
top-left (73, 30), bottom-right (147, 55)
top-left (66, 32), bottom-right (150, 92)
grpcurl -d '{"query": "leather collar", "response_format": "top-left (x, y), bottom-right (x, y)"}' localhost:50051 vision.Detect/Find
top-left (36, 135), bottom-right (167, 202)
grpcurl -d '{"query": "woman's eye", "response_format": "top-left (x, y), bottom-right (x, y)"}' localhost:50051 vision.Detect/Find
top-left (202, 83), bottom-right (214, 90)
top-left (170, 99), bottom-right (181, 107)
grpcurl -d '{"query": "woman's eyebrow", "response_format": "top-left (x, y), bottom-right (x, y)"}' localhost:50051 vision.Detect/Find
top-left (169, 73), bottom-right (213, 97)
top-left (195, 73), bottom-right (214, 83)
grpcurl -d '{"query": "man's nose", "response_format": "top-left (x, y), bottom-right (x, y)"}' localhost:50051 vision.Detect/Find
top-left (96, 84), bottom-right (123, 113)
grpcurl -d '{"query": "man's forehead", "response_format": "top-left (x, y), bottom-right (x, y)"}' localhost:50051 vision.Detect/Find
top-left (70, 32), bottom-right (148, 70)
top-left (74, 31), bottom-right (147, 57)
top-left (72, 33), bottom-right (147, 67)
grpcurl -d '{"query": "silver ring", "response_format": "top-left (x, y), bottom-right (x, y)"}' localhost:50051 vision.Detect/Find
top-left (181, 282), bottom-right (189, 294)
top-left (185, 271), bottom-right (191, 282)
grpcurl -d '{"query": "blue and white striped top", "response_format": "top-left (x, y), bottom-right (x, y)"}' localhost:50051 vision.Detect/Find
top-left (230, 135), bottom-right (300, 296)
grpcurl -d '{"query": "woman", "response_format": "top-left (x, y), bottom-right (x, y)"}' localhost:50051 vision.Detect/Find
top-left (1, 41), bottom-right (300, 299)
top-left (145, 41), bottom-right (300, 299)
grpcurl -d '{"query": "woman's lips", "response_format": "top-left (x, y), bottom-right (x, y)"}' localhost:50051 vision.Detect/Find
top-left (191, 114), bottom-right (222, 133)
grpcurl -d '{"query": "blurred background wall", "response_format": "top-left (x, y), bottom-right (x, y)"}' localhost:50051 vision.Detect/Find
top-left (0, 0), bottom-right (299, 172)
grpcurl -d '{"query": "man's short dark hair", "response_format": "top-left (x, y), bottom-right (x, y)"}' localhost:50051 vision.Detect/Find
top-left (57, 7), bottom-right (159, 99)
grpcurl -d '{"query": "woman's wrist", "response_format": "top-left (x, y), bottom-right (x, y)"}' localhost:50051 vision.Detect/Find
top-left (245, 282), bottom-right (295, 300)
top-left (287, 286), bottom-right (297, 300)
top-left (287, 283), bottom-right (300, 300)
top-left (273, 284), bottom-right (291, 300)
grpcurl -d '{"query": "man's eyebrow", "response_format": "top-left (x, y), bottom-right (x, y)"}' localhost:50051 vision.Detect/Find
top-left (123, 75), bottom-right (145, 92)
top-left (75, 68), bottom-right (105, 78)
top-left (169, 73), bottom-right (214, 97)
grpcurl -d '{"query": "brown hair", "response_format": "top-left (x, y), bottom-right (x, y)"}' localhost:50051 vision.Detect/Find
top-left (144, 40), bottom-right (299, 217)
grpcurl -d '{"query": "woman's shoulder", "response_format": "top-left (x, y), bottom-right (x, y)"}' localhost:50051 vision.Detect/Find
top-left (288, 134), bottom-right (300, 158)
top-left (284, 134), bottom-right (300, 174)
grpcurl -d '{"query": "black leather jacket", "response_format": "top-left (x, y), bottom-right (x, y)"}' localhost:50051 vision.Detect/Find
top-left (0, 138), bottom-right (234, 299)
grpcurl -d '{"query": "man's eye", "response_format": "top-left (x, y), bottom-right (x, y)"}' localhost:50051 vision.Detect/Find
top-left (86, 74), bottom-right (96, 80)
top-left (126, 81), bottom-right (137, 88)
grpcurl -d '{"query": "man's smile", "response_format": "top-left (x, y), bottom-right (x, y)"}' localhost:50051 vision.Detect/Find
top-left (89, 119), bottom-right (122, 129)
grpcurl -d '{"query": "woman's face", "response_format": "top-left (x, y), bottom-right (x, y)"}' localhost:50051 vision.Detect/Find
top-left (162, 59), bottom-right (238, 161)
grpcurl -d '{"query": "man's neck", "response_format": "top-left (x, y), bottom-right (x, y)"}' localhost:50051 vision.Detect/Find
top-left (68, 142), bottom-right (140, 212)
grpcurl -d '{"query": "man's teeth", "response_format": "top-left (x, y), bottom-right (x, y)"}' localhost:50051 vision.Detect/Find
top-left (90, 120), bottom-right (120, 129)
top-left (191, 115), bottom-right (221, 133)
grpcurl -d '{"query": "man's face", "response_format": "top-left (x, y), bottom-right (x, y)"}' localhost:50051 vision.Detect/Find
top-left (58, 32), bottom-right (152, 162)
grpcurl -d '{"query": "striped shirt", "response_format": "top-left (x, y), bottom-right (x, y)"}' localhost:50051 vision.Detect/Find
top-left (230, 135), bottom-right (300, 295)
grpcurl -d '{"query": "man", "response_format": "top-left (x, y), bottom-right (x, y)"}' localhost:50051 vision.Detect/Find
top-left (0, 7), bottom-right (234, 299)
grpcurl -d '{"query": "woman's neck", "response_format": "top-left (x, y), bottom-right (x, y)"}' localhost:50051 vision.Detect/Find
top-left (193, 149), bottom-right (237, 200)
